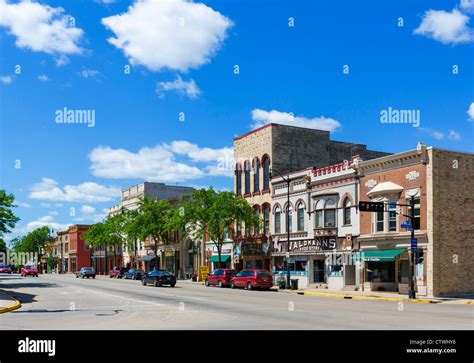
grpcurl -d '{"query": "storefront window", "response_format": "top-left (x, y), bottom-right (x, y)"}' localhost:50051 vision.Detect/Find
top-left (328, 264), bottom-right (343, 276)
top-left (274, 211), bottom-right (281, 233)
top-left (366, 261), bottom-right (395, 282)
top-left (398, 260), bottom-right (409, 283)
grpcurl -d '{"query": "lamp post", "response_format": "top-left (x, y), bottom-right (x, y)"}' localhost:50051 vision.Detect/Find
top-left (270, 168), bottom-right (291, 289)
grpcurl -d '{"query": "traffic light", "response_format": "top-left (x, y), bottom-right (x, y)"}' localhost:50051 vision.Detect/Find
top-left (358, 201), bottom-right (385, 212)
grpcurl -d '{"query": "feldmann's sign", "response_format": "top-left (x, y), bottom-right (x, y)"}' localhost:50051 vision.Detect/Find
top-left (289, 238), bottom-right (336, 252)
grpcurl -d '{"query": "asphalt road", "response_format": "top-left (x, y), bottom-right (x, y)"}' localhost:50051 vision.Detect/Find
top-left (0, 274), bottom-right (472, 330)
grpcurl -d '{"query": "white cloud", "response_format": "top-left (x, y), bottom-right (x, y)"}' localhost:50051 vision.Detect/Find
top-left (79, 68), bottom-right (101, 78)
top-left (460, 0), bottom-right (474, 14)
top-left (29, 178), bottom-right (120, 203)
top-left (448, 130), bottom-right (461, 140)
top-left (80, 205), bottom-right (96, 214)
top-left (414, 8), bottom-right (473, 44)
top-left (419, 128), bottom-right (445, 140)
top-left (467, 102), bottom-right (474, 120)
top-left (101, 0), bottom-right (233, 72)
top-left (0, 0), bottom-right (85, 57)
top-left (48, 210), bottom-right (59, 216)
top-left (38, 74), bottom-right (49, 81)
top-left (156, 75), bottom-right (201, 99)
top-left (0, 76), bottom-right (13, 84)
top-left (89, 145), bottom-right (205, 182)
top-left (24, 215), bottom-right (70, 234)
top-left (250, 109), bottom-right (341, 132)
top-left (54, 203), bottom-right (64, 207)
top-left (89, 140), bottom-right (234, 182)
top-left (16, 201), bottom-right (32, 208)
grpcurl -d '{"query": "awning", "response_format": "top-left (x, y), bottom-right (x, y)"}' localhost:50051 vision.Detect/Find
top-left (354, 249), bottom-right (405, 262)
top-left (208, 255), bottom-right (231, 263)
top-left (138, 255), bottom-right (155, 262)
top-left (367, 181), bottom-right (403, 197)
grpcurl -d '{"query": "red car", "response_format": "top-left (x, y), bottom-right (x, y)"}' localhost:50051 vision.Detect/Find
top-left (205, 269), bottom-right (236, 288)
top-left (230, 269), bottom-right (273, 290)
top-left (20, 265), bottom-right (39, 277)
top-left (0, 265), bottom-right (12, 274)
top-left (109, 267), bottom-right (128, 278)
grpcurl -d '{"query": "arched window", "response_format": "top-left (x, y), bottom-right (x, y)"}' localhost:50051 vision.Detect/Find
top-left (297, 205), bottom-right (305, 231)
top-left (244, 161), bottom-right (251, 194)
top-left (235, 164), bottom-right (242, 195)
top-left (314, 200), bottom-right (324, 228)
top-left (254, 207), bottom-right (260, 235)
top-left (274, 207), bottom-right (281, 234)
top-left (324, 199), bottom-right (336, 227)
top-left (263, 204), bottom-right (270, 234)
top-left (287, 205), bottom-right (293, 233)
top-left (262, 155), bottom-right (270, 190)
top-left (343, 198), bottom-right (351, 225)
top-left (253, 158), bottom-right (260, 192)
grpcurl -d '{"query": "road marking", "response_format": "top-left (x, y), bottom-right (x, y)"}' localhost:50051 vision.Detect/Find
top-left (74, 287), bottom-right (163, 306)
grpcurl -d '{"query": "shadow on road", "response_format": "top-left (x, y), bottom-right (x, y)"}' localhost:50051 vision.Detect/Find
top-left (1, 289), bottom-right (37, 305)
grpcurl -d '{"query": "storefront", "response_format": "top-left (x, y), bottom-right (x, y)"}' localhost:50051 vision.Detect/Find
top-left (206, 241), bottom-right (234, 270)
top-left (240, 240), bottom-right (271, 271)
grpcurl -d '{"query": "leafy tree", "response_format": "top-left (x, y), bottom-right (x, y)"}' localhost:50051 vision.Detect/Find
top-left (0, 239), bottom-right (7, 254)
top-left (0, 189), bottom-right (20, 246)
top-left (183, 188), bottom-right (259, 268)
top-left (131, 196), bottom-right (173, 270)
top-left (12, 226), bottom-right (52, 271)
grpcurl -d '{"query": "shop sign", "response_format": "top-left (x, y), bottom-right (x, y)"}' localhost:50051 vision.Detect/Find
top-left (289, 238), bottom-right (336, 252)
top-left (212, 246), bottom-right (232, 254)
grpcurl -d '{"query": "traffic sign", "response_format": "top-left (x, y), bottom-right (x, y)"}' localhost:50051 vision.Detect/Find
top-left (401, 220), bottom-right (412, 229)
top-left (411, 238), bottom-right (417, 250)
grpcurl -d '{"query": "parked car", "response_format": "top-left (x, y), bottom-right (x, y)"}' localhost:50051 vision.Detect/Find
top-left (141, 270), bottom-right (176, 287)
top-left (109, 267), bottom-right (128, 279)
top-left (123, 268), bottom-right (145, 280)
top-left (75, 267), bottom-right (96, 279)
top-left (230, 269), bottom-right (273, 290)
top-left (205, 269), bottom-right (236, 288)
top-left (0, 265), bottom-right (12, 274)
top-left (20, 265), bottom-right (38, 277)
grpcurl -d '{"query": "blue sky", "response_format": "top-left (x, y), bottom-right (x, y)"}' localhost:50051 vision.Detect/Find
top-left (0, 0), bottom-right (473, 243)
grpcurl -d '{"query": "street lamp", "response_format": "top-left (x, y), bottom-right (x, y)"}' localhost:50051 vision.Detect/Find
top-left (270, 168), bottom-right (292, 289)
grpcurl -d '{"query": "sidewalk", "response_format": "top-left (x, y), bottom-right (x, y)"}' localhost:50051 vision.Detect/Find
top-left (280, 287), bottom-right (474, 304)
top-left (0, 289), bottom-right (21, 313)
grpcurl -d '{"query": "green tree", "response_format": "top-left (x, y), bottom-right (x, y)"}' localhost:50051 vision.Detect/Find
top-left (12, 226), bottom-right (52, 271)
top-left (131, 196), bottom-right (173, 270)
top-left (183, 188), bottom-right (260, 268)
top-left (0, 189), bottom-right (20, 246)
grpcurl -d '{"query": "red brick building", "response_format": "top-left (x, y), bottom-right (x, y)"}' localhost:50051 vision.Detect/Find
top-left (67, 225), bottom-right (92, 273)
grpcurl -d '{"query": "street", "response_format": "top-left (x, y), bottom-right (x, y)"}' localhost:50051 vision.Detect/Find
top-left (0, 274), bottom-right (472, 330)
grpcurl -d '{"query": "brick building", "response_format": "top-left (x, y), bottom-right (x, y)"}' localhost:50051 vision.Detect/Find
top-left (356, 143), bottom-right (474, 297)
top-left (52, 225), bottom-right (92, 273)
top-left (233, 123), bottom-right (389, 270)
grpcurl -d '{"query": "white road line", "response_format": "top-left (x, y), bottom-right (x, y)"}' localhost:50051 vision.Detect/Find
top-left (74, 287), bottom-right (163, 306)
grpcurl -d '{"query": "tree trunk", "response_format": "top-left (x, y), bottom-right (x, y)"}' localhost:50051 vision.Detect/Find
top-left (217, 242), bottom-right (222, 269)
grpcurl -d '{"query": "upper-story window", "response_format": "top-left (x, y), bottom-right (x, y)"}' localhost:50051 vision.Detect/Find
top-left (254, 208), bottom-right (260, 235)
top-left (389, 203), bottom-right (397, 231)
top-left (274, 208), bottom-right (281, 234)
top-left (244, 161), bottom-right (251, 194)
top-left (376, 208), bottom-right (384, 232)
top-left (324, 199), bottom-right (336, 228)
top-left (287, 205), bottom-right (293, 233)
top-left (314, 200), bottom-right (323, 228)
top-left (253, 158), bottom-right (260, 192)
top-left (263, 205), bottom-right (270, 235)
top-left (236, 164), bottom-right (242, 195)
top-left (343, 198), bottom-right (351, 225)
top-left (262, 155), bottom-right (270, 190)
top-left (297, 205), bottom-right (305, 231)
top-left (236, 221), bottom-right (242, 237)
top-left (224, 226), bottom-right (231, 240)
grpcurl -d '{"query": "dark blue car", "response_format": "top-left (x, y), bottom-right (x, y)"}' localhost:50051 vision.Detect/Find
top-left (141, 270), bottom-right (176, 287)
top-left (123, 268), bottom-right (145, 280)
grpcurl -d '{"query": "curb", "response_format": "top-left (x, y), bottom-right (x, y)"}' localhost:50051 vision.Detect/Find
top-left (0, 289), bottom-right (21, 313)
top-left (280, 289), bottom-right (439, 304)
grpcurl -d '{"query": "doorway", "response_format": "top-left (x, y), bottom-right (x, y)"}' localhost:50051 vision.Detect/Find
top-left (313, 259), bottom-right (325, 283)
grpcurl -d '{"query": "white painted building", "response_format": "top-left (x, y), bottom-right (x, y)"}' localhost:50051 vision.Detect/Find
top-left (271, 157), bottom-right (361, 289)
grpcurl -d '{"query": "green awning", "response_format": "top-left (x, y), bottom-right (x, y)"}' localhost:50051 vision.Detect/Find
top-left (208, 255), bottom-right (231, 263)
top-left (354, 249), bottom-right (405, 262)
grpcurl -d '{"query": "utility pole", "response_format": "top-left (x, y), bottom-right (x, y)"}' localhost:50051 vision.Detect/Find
top-left (408, 195), bottom-right (416, 299)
